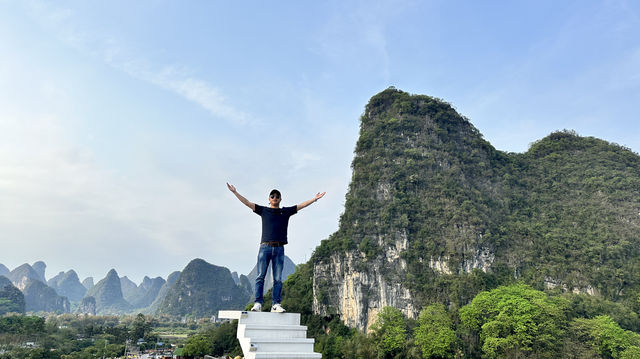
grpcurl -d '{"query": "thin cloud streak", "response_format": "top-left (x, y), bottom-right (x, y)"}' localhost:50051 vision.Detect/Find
top-left (112, 60), bottom-right (251, 126)
top-left (30, 1), bottom-right (250, 126)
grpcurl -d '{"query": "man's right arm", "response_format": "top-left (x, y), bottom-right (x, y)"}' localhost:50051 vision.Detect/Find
top-left (227, 183), bottom-right (256, 211)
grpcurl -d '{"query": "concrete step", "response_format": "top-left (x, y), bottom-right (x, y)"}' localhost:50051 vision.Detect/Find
top-left (247, 338), bottom-right (315, 352)
top-left (219, 310), bottom-right (301, 325)
top-left (253, 352), bottom-right (322, 359)
top-left (239, 323), bottom-right (309, 339)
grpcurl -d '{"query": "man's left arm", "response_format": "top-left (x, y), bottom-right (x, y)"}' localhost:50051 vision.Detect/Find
top-left (297, 192), bottom-right (326, 211)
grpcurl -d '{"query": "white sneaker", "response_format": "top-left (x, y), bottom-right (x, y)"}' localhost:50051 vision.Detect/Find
top-left (271, 303), bottom-right (286, 313)
top-left (251, 302), bottom-right (262, 312)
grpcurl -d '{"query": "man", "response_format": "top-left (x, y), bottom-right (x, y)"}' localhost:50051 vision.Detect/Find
top-left (227, 183), bottom-right (326, 312)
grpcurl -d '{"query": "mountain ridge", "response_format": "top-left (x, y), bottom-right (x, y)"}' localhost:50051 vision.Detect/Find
top-left (0, 257), bottom-right (297, 316)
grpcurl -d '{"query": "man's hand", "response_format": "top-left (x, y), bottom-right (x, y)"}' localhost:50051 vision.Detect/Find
top-left (297, 191), bottom-right (327, 211)
top-left (227, 182), bottom-right (255, 211)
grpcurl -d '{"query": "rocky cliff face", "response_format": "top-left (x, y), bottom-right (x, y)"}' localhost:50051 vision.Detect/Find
top-left (79, 296), bottom-right (96, 315)
top-left (313, 249), bottom-right (417, 331)
top-left (8, 263), bottom-right (42, 290)
top-left (23, 279), bottom-right (70, 313)
top-left (311, 88), bottom-right (640, 331)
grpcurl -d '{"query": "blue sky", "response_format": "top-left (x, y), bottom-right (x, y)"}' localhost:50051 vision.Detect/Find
top-left (1, 1), bottom-right (638, 284)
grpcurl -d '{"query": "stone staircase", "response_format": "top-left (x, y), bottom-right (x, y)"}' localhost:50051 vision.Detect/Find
top-left (218, 310), bottom-right (322, 359)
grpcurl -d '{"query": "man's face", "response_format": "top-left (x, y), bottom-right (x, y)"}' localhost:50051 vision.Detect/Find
top-left (269, 193), bottom-right (281, 207)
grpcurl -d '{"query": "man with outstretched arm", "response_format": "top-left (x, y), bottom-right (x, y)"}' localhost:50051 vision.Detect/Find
top-left (227, 182), bottom-right (326, 312)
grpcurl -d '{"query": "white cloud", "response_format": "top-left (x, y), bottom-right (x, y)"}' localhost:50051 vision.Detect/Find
top-left (28, 1), bottom-right (250, 126)
top-left (142, 66), bottom-right (249, 125)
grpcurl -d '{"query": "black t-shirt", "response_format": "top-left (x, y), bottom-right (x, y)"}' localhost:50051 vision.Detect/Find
top-left (254, 204), bottom-right (298, 244)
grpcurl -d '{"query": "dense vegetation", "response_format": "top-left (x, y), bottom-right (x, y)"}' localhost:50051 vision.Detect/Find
top-left (149, 269), bottom-right (640, 358)
top-left (0, 281), bottom-right (24, 315)
top-left (0, 313), bottom-right (168, 358)
top-left (278, 272), bottom-right (640, 358)
top-left (4, 281), bottom-right (640, 358)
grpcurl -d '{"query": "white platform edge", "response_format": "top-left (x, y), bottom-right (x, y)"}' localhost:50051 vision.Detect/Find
top-left (219, 310), bottom-right (245, 319)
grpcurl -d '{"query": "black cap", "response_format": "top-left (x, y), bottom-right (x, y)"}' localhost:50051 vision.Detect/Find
top-left (269, 189), bottom-right (281, 197)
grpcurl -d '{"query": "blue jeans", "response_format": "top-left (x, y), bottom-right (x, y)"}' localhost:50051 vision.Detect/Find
top-left (254, 244), bottom-right (284, 304)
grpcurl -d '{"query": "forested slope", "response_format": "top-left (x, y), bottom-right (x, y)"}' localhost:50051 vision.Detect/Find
top-left (307, 88), bottom-right (640, 330)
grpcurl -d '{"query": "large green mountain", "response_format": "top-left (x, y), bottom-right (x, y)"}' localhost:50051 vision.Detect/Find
top-left (47, 270), bottom-right (87, 302)
top-left (84, 269), bottom-right (131, 314)
top-left (156, 259), bottom-right (251, 317)
top-left (310, 88), bottom-right (640, 330)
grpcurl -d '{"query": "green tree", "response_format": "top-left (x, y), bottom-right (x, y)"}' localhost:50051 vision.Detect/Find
top-left (209, 321), bottom-right (242, 356)
top-left (339, 330), bottom-right (376, 359)
top-left (414, 304), bottom-right (456, 358)
top-left (182, 334), bottom-right (213, 357)
top-left (459, 284), bottom-right (568, 358)
top-left (370, 306), bottom-right (406, 358)
top-left (131, 313), bottom-right (153, 342)
top-left (621, 346), bottom-right (640, 359)
top-left (570, 315), bottom-right (640, 359)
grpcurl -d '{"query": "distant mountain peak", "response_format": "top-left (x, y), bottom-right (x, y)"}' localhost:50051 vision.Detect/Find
top-left (157, 259), bottom-right (250, 317)
top-left (48, 270), bottom-right (86, 302)
top-left (32, 261), bottom-right (46, 283)
top-left (85, 269), bottom-right (130, 314)
top-left (9, 263), bottom-right (42, 290)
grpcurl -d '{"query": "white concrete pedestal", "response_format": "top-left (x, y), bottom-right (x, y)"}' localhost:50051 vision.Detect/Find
top-left (218, 310), bottom-right (322, 359)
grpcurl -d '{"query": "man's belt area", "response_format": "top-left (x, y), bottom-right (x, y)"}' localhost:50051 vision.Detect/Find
top-left (261, 241), bottom-right (285, 247)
